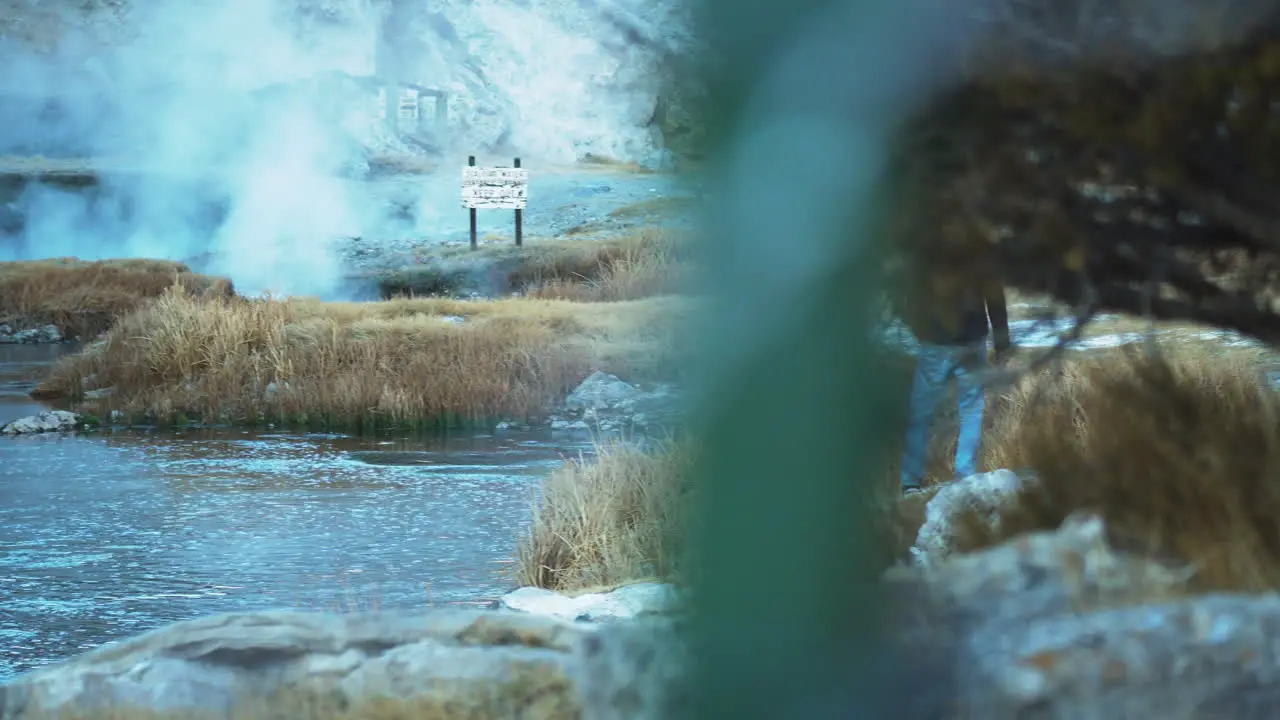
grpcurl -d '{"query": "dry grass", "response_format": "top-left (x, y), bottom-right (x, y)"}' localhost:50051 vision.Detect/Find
top-left (514, 439), bottom-right (694, 593)
top-left (947, 343), bottom-right (1280, 593)
top-left (27, 676), bottom-right (576, 719)
top-left (878, 334), bottom-right (1274, 489)
top-left (376, 229), bottom-right (694, 302)
top-left (33, 287), bottom-right (692, 431)
top-left (509, 331), bottom-right (1280, 592)
top-left (521, 229), bottom-right (694, 302)
top-left (0, 258), bottom-right (233, 338)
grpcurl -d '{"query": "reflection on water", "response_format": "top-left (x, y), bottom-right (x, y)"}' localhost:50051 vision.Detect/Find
top-left (0, 344), bottom-right (594, 678)
top-left (0, 343), bottom-right (77, 427)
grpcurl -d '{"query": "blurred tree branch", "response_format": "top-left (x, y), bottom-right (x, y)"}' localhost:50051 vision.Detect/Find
top-left (585, 0), bottom-right (1280, 717)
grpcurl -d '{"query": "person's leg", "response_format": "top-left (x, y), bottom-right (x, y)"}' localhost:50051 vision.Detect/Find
top-left (900, 343), bottom-right (949, 490)
top-left (953, 343), bottom-right (988, 479)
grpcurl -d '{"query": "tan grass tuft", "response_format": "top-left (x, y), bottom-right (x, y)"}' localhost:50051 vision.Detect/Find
top-left (514, 439), bottom-right (694, 593)
top-left (0, 257), bottom-right (232, 338)
top-left (35, 289), bottom-right (692, 430)
top-left (521, 229), bottom-right (694, 302)
top-left (376, 229), bottom-right (694, 302)
top-left (952, 344), bottom-right (1280, 592)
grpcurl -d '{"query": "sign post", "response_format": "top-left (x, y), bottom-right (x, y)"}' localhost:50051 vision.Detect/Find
top-left (461, 157), bottom-right (528, 250)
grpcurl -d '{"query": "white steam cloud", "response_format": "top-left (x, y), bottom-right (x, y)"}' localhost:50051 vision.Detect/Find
top-left (0, 0), bottom-right (689, 298)
top-left (0, 0), bottom-right (380, 297)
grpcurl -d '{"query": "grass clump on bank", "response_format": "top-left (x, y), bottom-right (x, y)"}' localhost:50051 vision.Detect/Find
top-left (521, 229), bottom-right (693, 302)
top-left (0, 257), bottom-right (233, 338)
top-left (515, 439), bottom-right (694, 593)
top-left (34, 287), bottom-right (692, 431)
top-left (513, 337), bottom-right (1280, 593)
top-left (950, 344), bottom-right (1280, 594)
top-left (375, 229), bottom-right (694, 302)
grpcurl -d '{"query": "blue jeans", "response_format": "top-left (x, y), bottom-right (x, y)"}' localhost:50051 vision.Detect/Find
top-left (900, 341), bottom-right (987, 488)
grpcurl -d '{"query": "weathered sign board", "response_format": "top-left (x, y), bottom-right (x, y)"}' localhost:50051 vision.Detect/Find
top-left (398, 94), bottom-right (419, 121)
top-left (376, 87), bottom-right (420, 120)
top-left (461, 158), bottom-right (527, 249)
top-left (461, 166), bottom-right (528, 210)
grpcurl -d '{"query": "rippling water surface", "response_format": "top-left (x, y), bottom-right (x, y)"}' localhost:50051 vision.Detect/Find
top-left (0, 344), bottom-right (593, 678)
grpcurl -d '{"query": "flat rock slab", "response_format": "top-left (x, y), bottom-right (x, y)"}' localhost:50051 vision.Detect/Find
top-left (500, 582), bottom-right (681, 623)
top-left (1, 609), bottom-right (587, 719)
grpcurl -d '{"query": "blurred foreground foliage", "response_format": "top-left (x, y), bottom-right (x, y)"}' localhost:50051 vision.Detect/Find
top-left (677, 0), bottom-right (1280, 717)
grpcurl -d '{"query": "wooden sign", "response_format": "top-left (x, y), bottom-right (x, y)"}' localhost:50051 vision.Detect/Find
top-left (375, 88), bottom-right (421, 120)
top-left (461, 165), bottom-right (529, 210)
top-left (398, 94), bottom-right (419, 121)
top-left (464, 157), bottom-right (526, 250)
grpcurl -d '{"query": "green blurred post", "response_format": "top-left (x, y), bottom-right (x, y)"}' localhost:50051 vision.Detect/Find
top-left (686, 0), bottom-right (969, 716)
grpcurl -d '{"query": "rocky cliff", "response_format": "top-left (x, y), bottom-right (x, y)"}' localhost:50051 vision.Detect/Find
top-left (0, 0), bottom-right (700, 164)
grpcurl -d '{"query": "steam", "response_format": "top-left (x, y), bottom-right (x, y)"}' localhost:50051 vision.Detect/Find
top-left (0, 0), bottom-right (690, 299)
top-left (469, 2), bottom-right (662, 161)
top-left (0, 0), bottom-right (379, 298)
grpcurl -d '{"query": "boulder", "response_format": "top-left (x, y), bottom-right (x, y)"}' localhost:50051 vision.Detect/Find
top-left (500, 582), bottom-right (681, 623)
top-left (569, 515), bottom-right (1280, 718)
top-left (0, 609), bottom-right (585, 719)
top-left (908, 514), bottom-right (1279, 716)
top-left (556, 373), bottom-right (685, 434)
top-left (573, 616), bottom-right (691, 720)
top-left (900, 513), bottom-right (1194, 623)
top-left (0, 324), bottom-right (61, 344)
top-left (910, 468), bottom-right (1032, 566)
top-left (13, 325), bottom-right (62, 343)
top-left (564, 371), bottom-right (647, 413)
top-left (1, 410), bottom-right (82, 436)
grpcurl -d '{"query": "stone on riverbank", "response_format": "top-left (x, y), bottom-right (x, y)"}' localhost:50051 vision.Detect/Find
top-left (0, 410), bottom-right (82, 436)
top-left (548, 371), bottom-right (684, 434)
top-left (0, 609), bottom-right (586, 719)
top-left (500, 581), bottom-right (681, 623)
top-left (890, 513), bottom-right (1268, 716)
top-left (8, 516), bottom-right (1280, 717)
top-left (911, 468), bottom-right (1032, 567)
top-left (564, 371), bottom-right (647, 413)
top-left (0, 323), bottom-right (61, 344)
top-left (569, 515), bottom-right (1280, 717)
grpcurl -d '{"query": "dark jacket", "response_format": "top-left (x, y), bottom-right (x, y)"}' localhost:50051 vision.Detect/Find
top-left (901, 273), bottom-right (1011, 349)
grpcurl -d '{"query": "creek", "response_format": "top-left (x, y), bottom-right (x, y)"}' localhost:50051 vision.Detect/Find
top-left (0, 343), bottom-right (593, 678)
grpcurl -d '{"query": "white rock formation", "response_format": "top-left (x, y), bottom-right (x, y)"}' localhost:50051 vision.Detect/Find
top-left (0, 609), bottom-right (585, 718)
top-left (393, 0), bottom-right (698, 162)
top-left (0, 323), bottom-right (62, 344)
top-left (911, 469), bottom-right (1031, 567)
top-left (1, 410), bottom-right (82, 435)
top-left (499, 582), bottom-right (680, 622)
top-left (553, 371), bottom-right (684, 433)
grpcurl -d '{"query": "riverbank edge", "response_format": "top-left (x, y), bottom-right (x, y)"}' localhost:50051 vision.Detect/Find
top-left (6, 370), bottom-right (688, 438)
